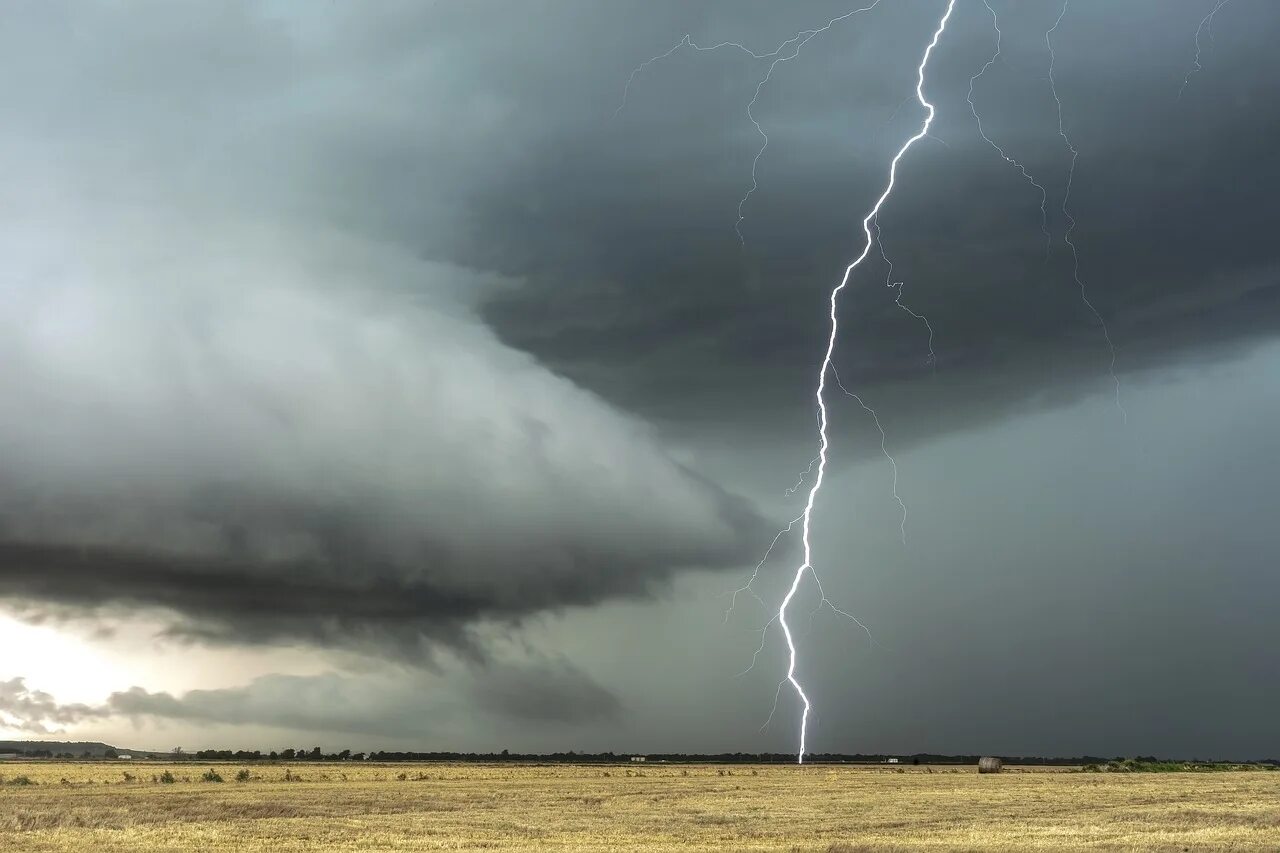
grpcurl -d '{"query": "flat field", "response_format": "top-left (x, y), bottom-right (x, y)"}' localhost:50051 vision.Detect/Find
top-left (1, 761), bottom-right (1277, 851)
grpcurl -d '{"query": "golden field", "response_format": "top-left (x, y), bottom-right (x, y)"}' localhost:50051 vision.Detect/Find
top-left (1, 761), bottom-right (1278, 851)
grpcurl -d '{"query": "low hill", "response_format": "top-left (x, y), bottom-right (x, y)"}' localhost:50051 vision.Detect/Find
top-left (0, 740), bottom-right (164, 758)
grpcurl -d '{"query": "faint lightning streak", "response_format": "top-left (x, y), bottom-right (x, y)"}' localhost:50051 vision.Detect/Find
top-left (809, 571), bottom-right (876, 646)
top-left (724, 515), bottom-right (804, 625)
top-left (780, 0), bottom-right (956, 764)
top-left (967, 0), bottom-right (1052, 257)
top-left (614, 36), bottom-right (692, 120)
top-left (735, 2), bottom-right (884, 244)
top-left (894, 284), bottom-right (936, 370)
top-left (1180, 0), bottom-right (1234, 100)
top-left (830, 365), bottom-right (906, 545)
top-left (874, 218), bottom-right (936, 369)
top-left (1047, 1), bottom-right (1127, 424)
top-left (784, 457), bottom-right (820, 497)
top-left (615, 4), bottom-right (885, 243)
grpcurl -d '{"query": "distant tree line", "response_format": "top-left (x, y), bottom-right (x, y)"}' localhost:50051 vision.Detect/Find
top-left (8, 745), bottom-right (1279, 766)
top-left (189, 748), bottom-right (363, 761)
top-left (204, 750), bottom-right (1280, 766)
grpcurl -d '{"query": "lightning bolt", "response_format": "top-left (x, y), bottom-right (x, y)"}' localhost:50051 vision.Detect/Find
top-left (623, 7), bottom-right (908, 737)
top-left (1180, 0), bottom-right (1234, 100)
top-left (1047, 0), bottom-right (1127, 424)
top-left (779, 0), bottom-right (956, 764)
top-left (614, 0), bottom-right (1221, 767)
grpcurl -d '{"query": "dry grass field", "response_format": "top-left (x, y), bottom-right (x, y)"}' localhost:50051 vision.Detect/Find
top-left (2, 761), bottom-right (1277, 851)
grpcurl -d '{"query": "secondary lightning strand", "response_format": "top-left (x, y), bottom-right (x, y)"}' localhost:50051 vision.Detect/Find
top-left (1047, 1), bottom-right (1126, 424)
top-left (724, 514), bottom-right (804, 625)
top-left (616, 34), bottom-right (811, 120)
top-left (874, 218), bottom-right (936, 370)
top-left (734, 2), bottom-right (885, 243)
top-left (1180, 0), bottom-right (1234, 100)
top-left (830, 365), bottom-right (906, 545)
top-left (967, 0), bottom-right (1053, 258)
top-left (784, 457), bottom-right (820, 497)
top-left (781, 0), bottom-right (956, 764)
top-left (616, 4), bottom-right (885, 243)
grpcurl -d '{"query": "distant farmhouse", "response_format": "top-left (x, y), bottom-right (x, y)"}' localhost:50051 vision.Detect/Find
top-left (629, 756), bottom-right (647, 763)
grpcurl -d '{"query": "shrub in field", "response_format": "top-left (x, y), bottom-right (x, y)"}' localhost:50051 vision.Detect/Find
top-left (158, 771), bottom-right (176, 784)
top-left (202, 770), bottom-right (224, 783)
top-left (235, 769), bottom-right (251, 782)
top-left (6, 776), bottom-right (35, 786)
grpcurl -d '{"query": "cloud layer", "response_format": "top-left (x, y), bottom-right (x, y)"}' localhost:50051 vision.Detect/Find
top-left (0, 210), bottom-right (764, 651)
top-left (2, 656), bottom-right (620, 740)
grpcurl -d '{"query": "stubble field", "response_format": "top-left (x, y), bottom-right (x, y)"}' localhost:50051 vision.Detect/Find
top-left (2, 761), bottom-right (1278, 851)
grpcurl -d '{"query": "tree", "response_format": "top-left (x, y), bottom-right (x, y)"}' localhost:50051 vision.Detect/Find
top-left (104, 748), bottom-right (118, 759)
top-left (281, 749), bottom-right (296, 760)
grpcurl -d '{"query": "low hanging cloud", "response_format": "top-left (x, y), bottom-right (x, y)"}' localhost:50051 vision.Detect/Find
top-left (0, 678), bottom-right (106, 735)
top-left (0, 208), bottom-right (764, 653)
top-left (2, 658), bottom-right (619, 740)
top-left (109, 659), bottom-right (620, 735)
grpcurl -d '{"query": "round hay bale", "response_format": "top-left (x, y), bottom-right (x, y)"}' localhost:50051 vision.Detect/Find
top-left (978, 756), bottom-right (1003, 774)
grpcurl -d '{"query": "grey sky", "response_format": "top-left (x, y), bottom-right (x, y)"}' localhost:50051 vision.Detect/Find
top-left (1, 0), bottom-right (1277, 759)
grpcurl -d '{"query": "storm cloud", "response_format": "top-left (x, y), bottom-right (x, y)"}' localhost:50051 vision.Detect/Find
top-left (1, 1), bottom-right (1278, 758)
top-left (0, 2), bottom-right (783, 652)
top-left (0, 211), bottom-right (763, 652)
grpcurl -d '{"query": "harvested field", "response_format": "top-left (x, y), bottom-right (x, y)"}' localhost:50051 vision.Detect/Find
top-left (1, 761), bottom-right (1277, 851)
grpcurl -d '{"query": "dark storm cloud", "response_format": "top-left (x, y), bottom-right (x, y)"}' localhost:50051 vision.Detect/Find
top-left (0, 219), bottom-right (765, 652)
top-left (453, 0), bottom-right (1280, 438)
top-left (6, 0), bottom-right (1268, 442)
